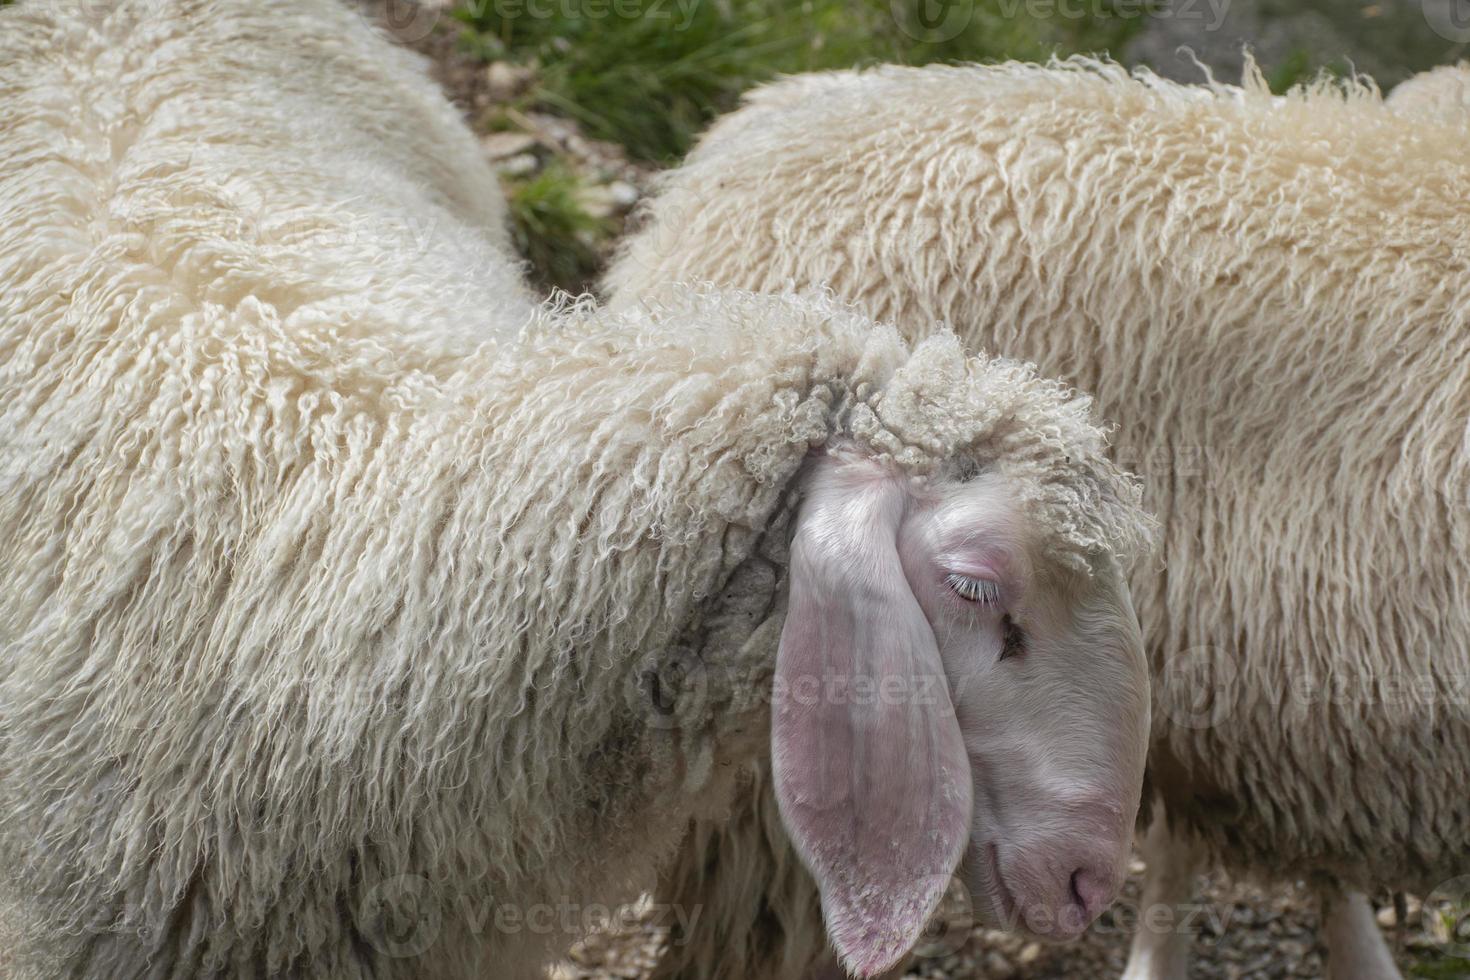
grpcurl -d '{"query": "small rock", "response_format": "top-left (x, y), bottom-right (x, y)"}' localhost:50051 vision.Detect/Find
top-left (1241, 952), bottom-right (1275, 973)
top-left (1016, 942), bottom-right (1041, 966)
top-left (496, 153), bottom-right (539, 177)
top-left (608, 180), bottom-right (640, 208)
top-left (574, 181), bottom-right (640, 219)
top-left (983, 950), bottom-right (1017, 978)
top-left (1376, 905), bottom-right (1396, 928)
top-left (485, 60), bottom-right (534, 101)
top-left (480, 131), bottom-right (538, 160)
top-left (1278, 939), bottom-right (1307, 959)
top-left (576, 186), bottom-right (617, 220)
top-left (1408, 923), bottom-right (1444, 948)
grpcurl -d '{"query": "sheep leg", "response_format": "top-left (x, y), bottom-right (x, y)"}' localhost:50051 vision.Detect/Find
top-left (1120, 816), bottom-right (1199, 980)
top-left (1320, 890), bottom-right (1402, 980)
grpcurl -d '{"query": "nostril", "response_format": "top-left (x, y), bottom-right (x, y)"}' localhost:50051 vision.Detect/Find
top-left (1067, 867), bottom-right (1115, 921)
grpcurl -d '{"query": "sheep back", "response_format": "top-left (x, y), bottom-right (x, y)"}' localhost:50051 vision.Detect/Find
top-left (609, 59), bottom-right (1470, 891)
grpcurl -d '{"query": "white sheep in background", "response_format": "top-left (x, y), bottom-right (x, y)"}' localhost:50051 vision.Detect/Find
top-left (1386, 62), bottom-right (1470, 122)
top-left (608, 60), bottom-right (1470, 980)
top-left (0, 5), bottom-right (1157, 977)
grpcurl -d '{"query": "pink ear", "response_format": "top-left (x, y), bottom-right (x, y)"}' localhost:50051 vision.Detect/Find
top-left (771, 455), bottom-right (974, 978)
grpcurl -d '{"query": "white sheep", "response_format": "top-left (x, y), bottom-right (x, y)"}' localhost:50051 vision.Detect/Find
top-left (608, 59), bottom-right (1470, 980)
top-left (0, 6), bottom-right (1157, 978)
top-left (1386, 62), bottom-right (1470, 122)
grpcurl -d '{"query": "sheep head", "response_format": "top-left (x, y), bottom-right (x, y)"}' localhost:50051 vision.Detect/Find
top-left (772, 447), bottom-right (1148, 977)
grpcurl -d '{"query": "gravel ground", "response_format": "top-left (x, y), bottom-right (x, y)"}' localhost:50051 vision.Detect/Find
top-left (556, 861), bottom-right (1465, 979)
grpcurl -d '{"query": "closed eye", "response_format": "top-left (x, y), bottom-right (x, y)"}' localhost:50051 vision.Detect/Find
top-left (999, 614), bottom-right (1026, 661)
top-left (945, 573), bottom-right (1002, 608)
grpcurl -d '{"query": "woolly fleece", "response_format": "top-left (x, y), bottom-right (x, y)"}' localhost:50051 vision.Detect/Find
top-left (0, 9), bottom-right (1150, 977)
top-left (608, 59), bottom-right (1470, 979)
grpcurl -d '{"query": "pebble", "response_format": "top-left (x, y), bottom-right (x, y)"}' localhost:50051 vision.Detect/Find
top-left (982, 950), bottom-right (1016, 978)
top-left (551, 864), bottom-right (1462, 979)
top-left (608, 180), bottom-right (640, 208)
top-left (485, 60), bottom-right (535, 101)
top-left (577, 183), bottom-right (641, 219)
top-left (480, 131), bottom-right (538, 160)
top-left (496, 152), bottom-right (539, 177)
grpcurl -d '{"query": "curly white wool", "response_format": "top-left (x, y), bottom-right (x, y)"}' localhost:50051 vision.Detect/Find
top-left (0, 6), bottom-right (1152, 977)
top-left (608, 59), bottom-right (1470, 979)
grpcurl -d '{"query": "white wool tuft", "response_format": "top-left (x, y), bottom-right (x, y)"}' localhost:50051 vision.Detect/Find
top-left (1386, 62), bottom-right (1470, 122)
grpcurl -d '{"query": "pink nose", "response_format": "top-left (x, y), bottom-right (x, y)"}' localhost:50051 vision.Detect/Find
top-left (1068, 866), bottom-right (1115, 922)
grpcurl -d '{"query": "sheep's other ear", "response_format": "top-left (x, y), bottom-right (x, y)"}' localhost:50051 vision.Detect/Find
top-left (771, 456), bottom-right (974, 978)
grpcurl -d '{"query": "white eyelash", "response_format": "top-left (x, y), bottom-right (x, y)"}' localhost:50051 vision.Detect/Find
top-left (945, 573), bottom-right (1003, 607)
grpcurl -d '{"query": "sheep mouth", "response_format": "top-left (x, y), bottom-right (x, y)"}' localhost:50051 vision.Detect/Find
top-left (984, 841), bottom-right (1022, 929)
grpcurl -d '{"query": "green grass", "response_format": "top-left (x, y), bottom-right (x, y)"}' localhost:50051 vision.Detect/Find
top-left (453, 0), bottom-right (1146, 287)
top-left (1409, 957), bottom-right (1470, 979)
top-left (455, 0), bottom-right (1144, 163)
top-left (503, 160), bottom-right (615, 294)
top-left (1264, 46), bottom-right (1355, 95)
top-left (1407, 895), bottom-right (1470, 978)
